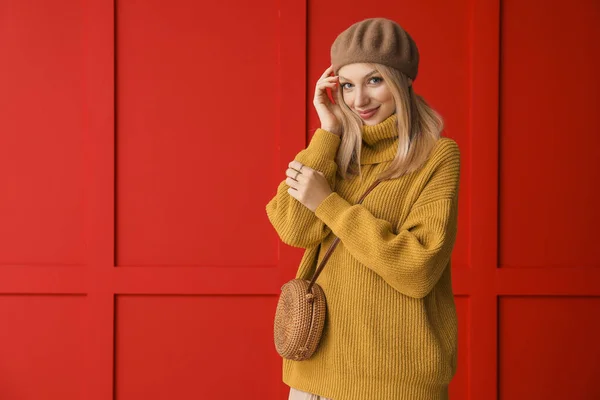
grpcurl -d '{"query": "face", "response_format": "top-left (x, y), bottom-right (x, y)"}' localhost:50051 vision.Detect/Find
top-left (337, 63), bottom-right (395, 126)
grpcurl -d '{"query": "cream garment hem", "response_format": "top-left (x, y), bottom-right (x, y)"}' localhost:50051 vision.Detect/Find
top-left (288, 387), bottom-right (332, 400)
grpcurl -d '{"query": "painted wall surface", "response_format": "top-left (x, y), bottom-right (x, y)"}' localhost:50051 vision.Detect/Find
top-left (1, 0), bottom-right (598, 399)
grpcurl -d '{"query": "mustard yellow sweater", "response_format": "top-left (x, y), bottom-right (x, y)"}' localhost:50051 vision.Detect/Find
top-left (265, 114), bottom-right (460, 400)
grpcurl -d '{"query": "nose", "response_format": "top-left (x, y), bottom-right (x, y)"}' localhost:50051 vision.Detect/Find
top-left (354, 87), bottom-right (370, 109)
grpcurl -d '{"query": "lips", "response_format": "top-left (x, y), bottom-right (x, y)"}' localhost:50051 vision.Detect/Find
top-left (357, 106), bottom-right (379, 119)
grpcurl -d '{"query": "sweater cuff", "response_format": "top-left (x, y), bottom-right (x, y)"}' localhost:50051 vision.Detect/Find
top-left (303, 129), bottom-right (341, 161)
top-left (314, 192), bottom-right (352, 232)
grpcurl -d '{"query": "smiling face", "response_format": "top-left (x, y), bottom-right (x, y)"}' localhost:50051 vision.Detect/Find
top-left (337, 63), bottom-right (396, 126)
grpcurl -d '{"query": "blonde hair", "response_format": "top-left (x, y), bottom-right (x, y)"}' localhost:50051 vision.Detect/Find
top-left (333, 63), bottom-right (444, 183)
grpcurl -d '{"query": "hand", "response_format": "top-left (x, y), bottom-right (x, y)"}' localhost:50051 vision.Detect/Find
top-left (314, 65), bottom-right (343, 136)
top-left (285, 161), bottom-right (333, 212)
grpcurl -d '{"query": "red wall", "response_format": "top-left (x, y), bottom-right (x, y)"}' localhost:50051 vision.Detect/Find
top-left (1, 0), bottom-right (599, 399)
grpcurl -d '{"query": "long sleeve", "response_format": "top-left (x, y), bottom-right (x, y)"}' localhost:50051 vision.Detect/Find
top-left (265, 128), bottom-right (341, 248)
top-left (313, 140), bottom-right (460, 298)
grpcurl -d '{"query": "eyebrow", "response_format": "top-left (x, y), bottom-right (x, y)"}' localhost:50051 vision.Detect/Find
top-left (338, 70), bottom-right (379, 82)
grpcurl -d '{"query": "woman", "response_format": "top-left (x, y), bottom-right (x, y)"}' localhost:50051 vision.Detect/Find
top-left (266, 17), bottom-right (460, 400)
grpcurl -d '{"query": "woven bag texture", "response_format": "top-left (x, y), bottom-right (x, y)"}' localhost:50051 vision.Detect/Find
top-left (274, 278), bottom-right (327, 360)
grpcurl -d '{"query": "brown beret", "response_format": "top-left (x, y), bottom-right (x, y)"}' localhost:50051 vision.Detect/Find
top-left (330, 18), bottom-right (419, 81)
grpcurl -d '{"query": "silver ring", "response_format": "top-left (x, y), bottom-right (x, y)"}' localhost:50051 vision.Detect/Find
top-left (294, 170), bottom-right (301, 180)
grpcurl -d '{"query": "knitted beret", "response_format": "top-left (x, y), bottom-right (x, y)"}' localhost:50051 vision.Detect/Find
top-left (330, 18), bottom-right (419, 81)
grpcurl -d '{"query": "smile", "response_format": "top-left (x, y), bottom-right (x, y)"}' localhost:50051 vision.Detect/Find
top-left (357, 106), bottom-right (380, 119)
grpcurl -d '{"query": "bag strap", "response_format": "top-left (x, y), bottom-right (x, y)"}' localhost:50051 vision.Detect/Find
top-left (306, 178), bottom-right (383, 293)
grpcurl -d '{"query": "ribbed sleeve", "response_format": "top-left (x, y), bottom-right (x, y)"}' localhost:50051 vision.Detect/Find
top-left (316, 195), bottom-right (457, 298)
top-left (265, 129), bottom-right (341, 248)
top-left (313, 140), bottom-right (460, 298)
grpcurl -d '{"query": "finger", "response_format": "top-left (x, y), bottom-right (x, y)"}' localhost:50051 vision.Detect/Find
top-left (287, 187), bottom-right (298, 200)
top-left (316, 78), bottom-right (339, 89)
top-left (288, 160), bottom-right (307, 172)
top-left (285, 168), bottom-right (301, 180)
top-left (315, 82), bottom-right (339, 94)
top-left (330, 86), bottom-right (339, 105)
top-left (319, 65), bottom-right (334, 80)
top-left (286, 176), bottom-right (300, 187)
top-left (315, 83), bottom-right (337, 96)
top-left (317, 76), bottom-right (339, 84)
top-left (330, 81), bottom-right (340, 97)
top-left (286, 168), bottom-right (306, 184)
top-left (316, 83), bottom-right (337, 93)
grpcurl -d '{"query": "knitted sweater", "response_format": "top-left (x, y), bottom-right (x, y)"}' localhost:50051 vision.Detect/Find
top-left (265, 114), bottom-right (460, 400)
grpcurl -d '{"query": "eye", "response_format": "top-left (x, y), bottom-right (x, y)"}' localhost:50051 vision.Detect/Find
top-left (340, 82), bottom-right (353, 90)
top-left (368, 77), bottom-right (383, 84)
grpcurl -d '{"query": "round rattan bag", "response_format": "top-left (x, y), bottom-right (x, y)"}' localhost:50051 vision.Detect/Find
top-left (274, 278), bottom-right (327, 361)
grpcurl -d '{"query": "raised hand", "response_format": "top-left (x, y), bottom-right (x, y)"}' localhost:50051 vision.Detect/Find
top-left (313, 65), bottom-right (343, 136)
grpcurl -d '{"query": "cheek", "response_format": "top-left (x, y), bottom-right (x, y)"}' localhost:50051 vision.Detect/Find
top-left (373, 87), bottom-right (394, 105)
top-left (342, 93), bottom-right (353, 108)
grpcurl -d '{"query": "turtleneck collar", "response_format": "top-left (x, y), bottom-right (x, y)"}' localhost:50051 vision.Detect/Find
top-left (360, 113), bottom-right (399, 165)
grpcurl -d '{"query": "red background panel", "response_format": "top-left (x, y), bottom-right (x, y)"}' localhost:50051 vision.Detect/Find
top-left (499, 297), bottom-right (600, 399)
top-left (451, 297), bottom-right (470, 399)
top-left (0, 0), bottom-right (86, 266)
top-left (0, 295), bottom-right (86, 399)
top-left (499, 0), bottom-right (600, 269)
top-left (115, 0), bottom-right (279, 267)
top-left (1, 0), bottom-right (599, 399)
top-left (115, 295), bottom-right (282, 399)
